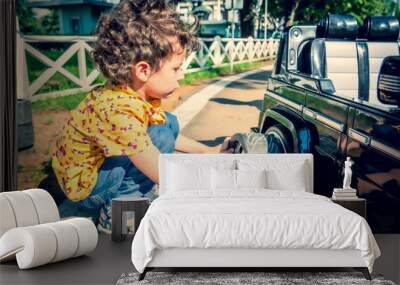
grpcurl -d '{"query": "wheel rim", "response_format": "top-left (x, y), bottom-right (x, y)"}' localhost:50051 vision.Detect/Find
top-left (233, 141), bottom-right (244, 153)
top-left (266, 131), bottom-right (287, 153)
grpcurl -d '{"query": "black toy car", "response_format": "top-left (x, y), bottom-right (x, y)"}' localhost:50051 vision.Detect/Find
top-left (233, 14), bottom-right (400, 234)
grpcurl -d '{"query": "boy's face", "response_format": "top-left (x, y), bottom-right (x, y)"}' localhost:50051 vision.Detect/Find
top-left (143, 49), bottom-right (185, 100)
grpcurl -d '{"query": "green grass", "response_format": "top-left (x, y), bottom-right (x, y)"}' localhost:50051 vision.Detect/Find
top-left (179, 60), bottom-right (269, 85)
top-left (44, 117), bottom-right (54, 125)
top-left (31, 59), bottom-right (270, 112)
top-left (32, 91), bottom-right (88, 112)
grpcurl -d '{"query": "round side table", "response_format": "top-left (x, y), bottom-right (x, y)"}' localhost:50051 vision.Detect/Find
top-left (111, 197), bottom-right (150, 242)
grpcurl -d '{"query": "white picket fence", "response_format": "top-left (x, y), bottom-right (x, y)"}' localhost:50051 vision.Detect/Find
top-left (16, 32), bottom-right (279, 102)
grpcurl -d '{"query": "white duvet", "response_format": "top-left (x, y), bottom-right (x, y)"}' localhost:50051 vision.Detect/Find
top-left (131, 189), bottom-right (380, 273)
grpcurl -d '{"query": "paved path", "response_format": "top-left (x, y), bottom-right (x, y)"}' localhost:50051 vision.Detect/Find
top-left (173, 66), bottom-right (273, 147)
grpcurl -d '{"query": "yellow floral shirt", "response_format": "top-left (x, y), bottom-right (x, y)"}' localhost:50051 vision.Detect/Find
top-left (52, 85), bottom-right (166, 201)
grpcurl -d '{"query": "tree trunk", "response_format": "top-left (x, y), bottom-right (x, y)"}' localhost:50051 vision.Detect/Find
top-left (286, 0), bottom-right (301, 27)
top-left (257, 10), bottom-right (263, 38)
top-left (240, 0), bottom-right (254, 37)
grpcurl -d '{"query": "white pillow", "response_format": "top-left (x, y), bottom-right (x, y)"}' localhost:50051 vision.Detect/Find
top-left (167, 162), bottom-right (211, 191)
top-left (211, 169), bottom-right (267, 190)
top-left (211, 168), bottom-right (236, 190)
top-left (265, 162), bottom-right (307, 191)
top-left (236, 169), bottom-right (267, 188)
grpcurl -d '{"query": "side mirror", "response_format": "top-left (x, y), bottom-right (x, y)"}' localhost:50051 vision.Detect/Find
top-left (318, 79), bottom-right (336, 94)
top-left (378, 56), bottom-right (400, 107)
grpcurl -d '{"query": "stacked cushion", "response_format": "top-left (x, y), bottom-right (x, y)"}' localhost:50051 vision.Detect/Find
top-left (0, 189), bottom-right (60, 236)
top-left (0, 189), bottom-right (97, 269)
top-left (0, 218), bottom-right (97, 269)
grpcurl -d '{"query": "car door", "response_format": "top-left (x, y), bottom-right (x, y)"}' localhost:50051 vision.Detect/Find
top-left (303, 91), bottom-right (349, 196)
top-left (265, 34), bottom-right (306, 119)
top-left (347, 107), bottom-right (400, 233)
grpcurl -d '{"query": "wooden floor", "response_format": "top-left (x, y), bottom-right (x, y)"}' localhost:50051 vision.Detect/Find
top-left (0, 233), bottom-right (134, 285)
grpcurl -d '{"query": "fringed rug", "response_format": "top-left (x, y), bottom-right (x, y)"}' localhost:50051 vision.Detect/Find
top-left (116, 271), bottom-right (395, 285)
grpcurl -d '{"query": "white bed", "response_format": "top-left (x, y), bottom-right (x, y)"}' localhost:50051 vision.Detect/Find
top-left (131, 154), bottom-right (380, 280)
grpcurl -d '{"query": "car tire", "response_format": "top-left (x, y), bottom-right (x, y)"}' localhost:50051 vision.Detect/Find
top-left (265, 125), bottom-right (293, 153)
top-left (230, 132), bottom-right (268, 154)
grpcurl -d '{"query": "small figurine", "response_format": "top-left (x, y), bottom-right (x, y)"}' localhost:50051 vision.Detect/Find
top-left (342, 157), bottom-right (354, 190)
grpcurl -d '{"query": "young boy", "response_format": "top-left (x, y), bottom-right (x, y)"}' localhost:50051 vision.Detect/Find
top-left (50, 0), bottom-right (231, 233)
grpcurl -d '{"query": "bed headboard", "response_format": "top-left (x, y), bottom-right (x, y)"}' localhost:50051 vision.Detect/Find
top-left (159, 154), bottom-right (314, 195)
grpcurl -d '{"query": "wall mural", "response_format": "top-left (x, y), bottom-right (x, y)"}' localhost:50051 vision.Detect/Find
top-left (16, 0), bottom-right (400, 235)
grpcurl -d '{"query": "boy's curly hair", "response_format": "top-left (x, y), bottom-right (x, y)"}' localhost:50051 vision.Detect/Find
top-left (92, 0), bottom-right (199, 86)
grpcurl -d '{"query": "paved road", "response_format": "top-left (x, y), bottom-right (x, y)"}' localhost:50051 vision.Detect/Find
top-left (180, 68), bottom-right (273, 147)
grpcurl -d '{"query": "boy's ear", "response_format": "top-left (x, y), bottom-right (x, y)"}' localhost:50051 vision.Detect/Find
top-left (132, 61), bottom-right (152, 82)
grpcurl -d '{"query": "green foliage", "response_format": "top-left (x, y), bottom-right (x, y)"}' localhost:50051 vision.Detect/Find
top-left (16, 0), bottom-right (42, 34)
top-left (383, 0), bottom-right (400, 18)
top-left (16, 0), bottom-right (60, 34)
top-left (41, 11), bottom-right (60, 35)
top-left (263, 0), bottom-right (388, 28)
top-left (297, 0), bottom-right (385, 25)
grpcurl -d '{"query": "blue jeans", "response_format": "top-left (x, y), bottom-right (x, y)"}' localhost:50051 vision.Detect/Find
top-left (58, 112), bottom-right (179, 223)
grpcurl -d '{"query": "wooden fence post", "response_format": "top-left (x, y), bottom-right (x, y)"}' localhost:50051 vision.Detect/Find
top-left (77, 41), bottom-right (88, 88)
top-left (213, 36), bottom-right (223, 66)
top-left (247, 36), bottom-right (254, 61)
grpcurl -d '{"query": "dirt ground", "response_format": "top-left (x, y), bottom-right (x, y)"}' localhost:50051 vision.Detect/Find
top-left (181, 69), bottom-right (271, 141)
top-left (16, 80), bottom-right (214, 190)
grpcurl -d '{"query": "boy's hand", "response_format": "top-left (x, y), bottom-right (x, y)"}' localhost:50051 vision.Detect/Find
top-left (182, 136), bottom-right (235, 153)
top-left (220, 136), bottom-right (235, 153)
top-left (205, 137), bottom-right (234, 153)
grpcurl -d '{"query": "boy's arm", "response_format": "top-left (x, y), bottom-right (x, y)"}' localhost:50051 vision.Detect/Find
top-left (129, 136), bottom-right (234, 184)
top-left (175, 134), bottom-right (232, 153)
top-left (129, 144), bottom-right (161, 184)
